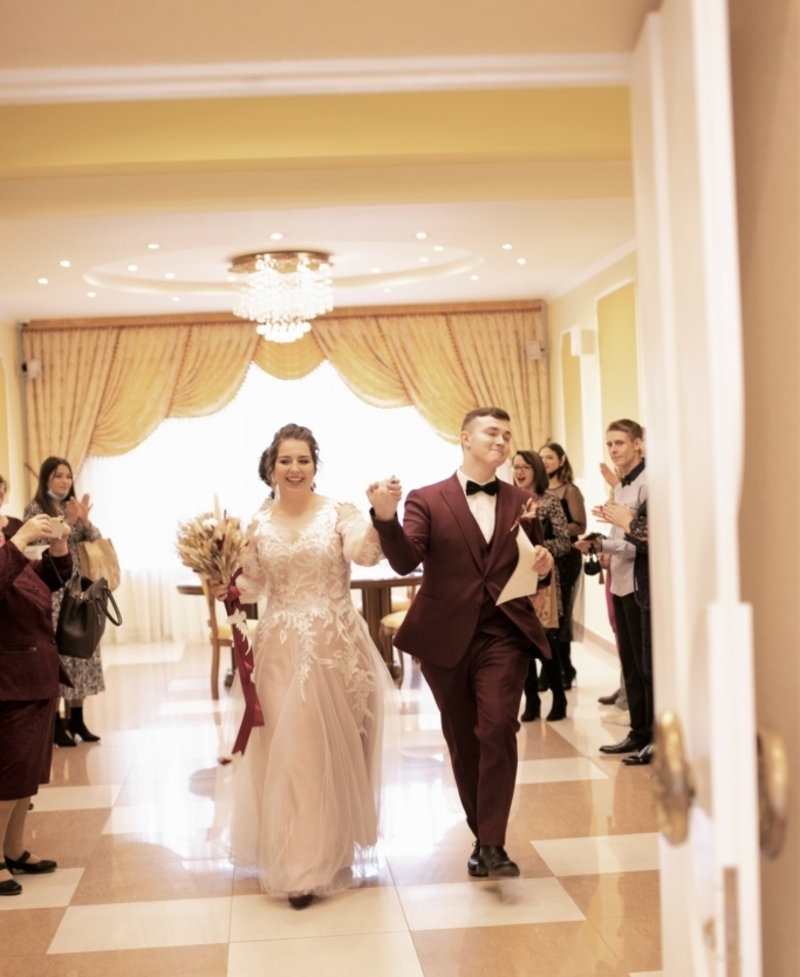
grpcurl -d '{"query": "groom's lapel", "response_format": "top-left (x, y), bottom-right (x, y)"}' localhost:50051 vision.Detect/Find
top-left (440, 475), bottom-right (485, 571)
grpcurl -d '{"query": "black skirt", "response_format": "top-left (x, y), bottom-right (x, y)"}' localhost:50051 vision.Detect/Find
top-left (0, 698), bottom-right (55, 800)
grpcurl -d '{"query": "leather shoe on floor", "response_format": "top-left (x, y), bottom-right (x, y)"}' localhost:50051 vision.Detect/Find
top-left (479, 846), bottom-right (520, 878)
top-left (597, 689), bottom-right (620, 706)
top-left (623, 744), bottom-right (654, 766)
top-left (520, 702), bottom-right (541, 722)
top-left (4, 851), bottom-right (57, 875)
top-left (467, 840), bottom-right (487, 877)
top-left (546, 700), bottom-right (567, 721)
top-left (0, 865), bottom-right (22, 896)
top-left (599, 734), bottom-right (641, 755)
top-left (288, 893), bottom-right (313, 909)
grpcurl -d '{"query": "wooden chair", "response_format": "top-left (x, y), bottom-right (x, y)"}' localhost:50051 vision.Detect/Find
top-left (380, 583), bottom-right (419, 686)
top-left (200, 577), bottom-right (259, 700)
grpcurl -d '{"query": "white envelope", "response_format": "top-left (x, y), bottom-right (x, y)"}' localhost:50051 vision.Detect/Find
top-left (496, 529), bottom-right (540, 604)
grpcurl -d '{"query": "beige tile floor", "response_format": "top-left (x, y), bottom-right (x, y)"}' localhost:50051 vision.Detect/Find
top-left (3, 639), bottom-right (662, 975)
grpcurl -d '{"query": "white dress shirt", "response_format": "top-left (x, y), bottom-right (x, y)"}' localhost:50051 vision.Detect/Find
top-left (456, 468), bottom-right (497, 543)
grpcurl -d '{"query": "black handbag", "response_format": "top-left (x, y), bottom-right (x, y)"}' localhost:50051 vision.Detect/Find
top-left (49, 555), bottom-right (122, 659)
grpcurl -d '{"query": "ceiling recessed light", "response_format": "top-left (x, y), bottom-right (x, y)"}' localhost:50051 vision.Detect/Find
top-left (383, 288), bottom-right (392, 293)
top-left (415, 232), bottom-right (427, 239)
top-left (128, 264), bottom-right (138, 272)
top-left (165, 272), bottom-right (175, 279)
top-left (517, 258), bottom-right (527, 265)
top-left (270, 232), bottom-right (283, 240)
top-left (502, 243), bottom-right (513, 250)
top-left (172, 296), bottom-right (180, 302)
top-left (371, 267), bottom-right (381, 274)
top-left (419, 257), bottom-right (429, 263)
top-left (433, 245), bottom-right (444, 252)
top-left (148, 243), bottom-right (159, 250)
top-left (37, 278), bottom-right (48, 284)
top-left (87, 291), bottom-right (96, 298)
top-left (470, 275), bottom-right (479, 281)
top-left (59, 260), bottom-right (71, 268)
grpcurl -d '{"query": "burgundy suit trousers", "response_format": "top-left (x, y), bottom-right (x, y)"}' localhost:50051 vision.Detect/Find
top-left (420, 630), bottom-right (529, 846)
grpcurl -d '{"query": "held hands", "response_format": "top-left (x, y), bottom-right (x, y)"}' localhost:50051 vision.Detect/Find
top-left (64, 493), bottom-right (92, 526)
top-left (592, 501), bottom-right (634, 533)
top-left (531, 544), bottom-right (553, 577)
top-left (366, 476), bottom-right (403, 521)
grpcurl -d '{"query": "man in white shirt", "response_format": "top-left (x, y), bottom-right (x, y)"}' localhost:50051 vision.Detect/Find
top-left (369, 407), bottom-right (553, 879)
top-left (577, 420), bottom-right (649, 757)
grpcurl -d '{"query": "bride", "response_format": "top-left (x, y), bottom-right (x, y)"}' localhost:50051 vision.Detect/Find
top-left (214, 423), bottom-right (400, 909)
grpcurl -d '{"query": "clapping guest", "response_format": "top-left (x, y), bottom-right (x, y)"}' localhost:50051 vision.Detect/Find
top-left (538, 443), bottom-right (586, 688)
top-left (512, 452), bottom-right (572, 721)
top-left (576, 420), bottom-right (649, 759)
top-left (0, 513), bottom-right (72, 895)
top-left (24, 458), bottom-right (106, 747)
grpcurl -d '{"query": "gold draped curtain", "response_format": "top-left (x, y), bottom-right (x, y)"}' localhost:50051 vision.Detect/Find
top-left (22, 302), bottom-right (548, 478)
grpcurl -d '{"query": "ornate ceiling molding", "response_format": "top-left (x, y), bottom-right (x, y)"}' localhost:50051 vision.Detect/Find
top-left (0, 53), bottom-right (631, 105)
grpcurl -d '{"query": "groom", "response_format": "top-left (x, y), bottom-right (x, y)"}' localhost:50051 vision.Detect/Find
top-left (368, 407), bottom-right (553, 878)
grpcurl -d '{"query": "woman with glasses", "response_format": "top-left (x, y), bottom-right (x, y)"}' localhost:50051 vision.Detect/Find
top-left (511, 451), bottom-right (572, 721)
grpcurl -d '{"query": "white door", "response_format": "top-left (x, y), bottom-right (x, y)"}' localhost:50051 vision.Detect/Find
top-left (630, 3), bottom-right (761, 976)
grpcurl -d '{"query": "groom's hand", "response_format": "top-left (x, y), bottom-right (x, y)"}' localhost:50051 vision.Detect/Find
top-left (367, 476), bottom-right (402, 521)
top-left (531, 545), bottom-right (553, 577)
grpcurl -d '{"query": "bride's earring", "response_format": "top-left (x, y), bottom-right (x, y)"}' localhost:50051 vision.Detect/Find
top-left (311, 481), bottom-right (317, 492)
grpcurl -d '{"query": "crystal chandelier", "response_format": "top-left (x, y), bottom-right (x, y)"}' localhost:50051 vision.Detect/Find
top-left (230, 251), bottom-right (333, 343)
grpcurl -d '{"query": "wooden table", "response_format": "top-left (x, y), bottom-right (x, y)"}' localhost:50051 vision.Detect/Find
top-left (350, 563), bottom-right (422, 676)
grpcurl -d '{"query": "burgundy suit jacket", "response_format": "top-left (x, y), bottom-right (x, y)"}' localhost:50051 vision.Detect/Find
top-left (372, 474), bottom-right (551, 667)
top-left (0, 541), bottom-right (73, 700)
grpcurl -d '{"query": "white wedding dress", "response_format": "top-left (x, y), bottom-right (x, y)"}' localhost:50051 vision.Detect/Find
top-left (214, 497), bottom-right (396, 897)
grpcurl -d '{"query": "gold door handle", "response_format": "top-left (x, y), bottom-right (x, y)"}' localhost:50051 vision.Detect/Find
top-left (757, 727), bottom-right (788, 858)
top-left (652, 709), bottom-right (696, 845)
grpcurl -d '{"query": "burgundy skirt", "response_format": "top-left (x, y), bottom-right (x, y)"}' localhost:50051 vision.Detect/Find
top-left (0, 699), bottom-right (55, 800)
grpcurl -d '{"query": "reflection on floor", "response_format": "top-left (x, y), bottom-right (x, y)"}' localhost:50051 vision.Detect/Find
top-left (2, 640), bottom-right (663, 976)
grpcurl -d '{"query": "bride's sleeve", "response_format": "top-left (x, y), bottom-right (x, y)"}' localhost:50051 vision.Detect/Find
top-left (235, 523), bottom-right (268, 602)
top-left (336, 502), bottom-right (384, 567)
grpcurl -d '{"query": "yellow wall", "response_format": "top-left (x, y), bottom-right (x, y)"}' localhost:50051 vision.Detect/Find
top-left (597, 281), bottom-right (640, 432)
top-left (546, 249), bottom-right (638, 646)
top-left (0, 320), bottom-right (25, 516)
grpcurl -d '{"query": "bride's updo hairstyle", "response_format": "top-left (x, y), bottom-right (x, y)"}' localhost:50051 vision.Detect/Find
top-left (259, 423), bottom-right (321, 487)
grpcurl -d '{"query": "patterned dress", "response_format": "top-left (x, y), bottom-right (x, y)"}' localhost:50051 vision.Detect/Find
top-left (217, 497), bottom-right (392, 897)
top-left (23, 500), bottom-right (106, 699)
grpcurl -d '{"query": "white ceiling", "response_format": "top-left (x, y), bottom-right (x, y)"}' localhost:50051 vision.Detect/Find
top-left (0, 199), bottom-right (635, 321)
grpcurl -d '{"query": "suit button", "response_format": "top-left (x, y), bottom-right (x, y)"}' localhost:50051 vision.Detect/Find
top-left (50, 638), bottom-right (57, 645)
top-left (473, 602), bottom-right (480, 610)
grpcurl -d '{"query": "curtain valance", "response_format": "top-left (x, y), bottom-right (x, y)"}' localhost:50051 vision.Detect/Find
top-left (22, 301), bottom-right (548, 476)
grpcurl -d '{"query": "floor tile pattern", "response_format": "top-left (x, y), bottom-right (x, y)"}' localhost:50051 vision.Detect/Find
top-left (4, 638), bottom-right (661, 975)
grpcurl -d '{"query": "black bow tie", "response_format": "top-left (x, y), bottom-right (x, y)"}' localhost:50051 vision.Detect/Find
top-left (466, 479), bottom-right (498, 496)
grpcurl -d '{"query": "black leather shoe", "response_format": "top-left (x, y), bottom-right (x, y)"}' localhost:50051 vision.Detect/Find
top-left (546, 699), bottom-right (567, 721)
top-left (0, 865), bottom-right (22, 896)
top-left (520, 701), bottom-right (541, 722)
top-left (68, 716), bottom-right (101, 743)
top-left (623, 744), bottom-right (654, 766)
top-left (599, 734), bottom-right (641, 755)
top-left (4, 851), bottom-right (57, 875)
top-left (562, 666), bottom-right (577, 690)
top-left (54, 716), bottom-right (76, 748)
top-left (598, 689), bottom-right (620, 705)
top-left (288, 893), bottom-right (313, 909)
top-left (467, 840), bottom-right (487, 877)
top-left (479, 845), bottom-right (520, 878)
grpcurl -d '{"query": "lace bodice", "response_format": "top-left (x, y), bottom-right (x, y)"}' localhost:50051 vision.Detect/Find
top-left (236, 498), bottom-right (383, 710)
top-left (238, 498), bottom-right (382, 611)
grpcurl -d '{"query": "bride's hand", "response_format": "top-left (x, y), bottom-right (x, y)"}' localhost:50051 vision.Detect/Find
top-left (367, 476), bottom-right (402, 521)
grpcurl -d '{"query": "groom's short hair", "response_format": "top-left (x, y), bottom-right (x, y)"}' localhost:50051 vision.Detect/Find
top-left (461, 406), bottom-right (511, 431)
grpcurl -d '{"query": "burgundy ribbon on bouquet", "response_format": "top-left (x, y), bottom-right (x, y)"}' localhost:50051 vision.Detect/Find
top-left (224, 568), bottom-right (264, 755)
